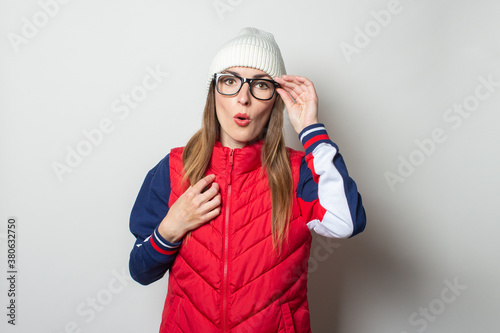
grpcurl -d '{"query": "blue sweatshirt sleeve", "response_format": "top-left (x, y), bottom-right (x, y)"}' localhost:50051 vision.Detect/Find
top-left (129, 154), bottom-right (182, 285)
top-left (296, 123), bottom-right (366, 238)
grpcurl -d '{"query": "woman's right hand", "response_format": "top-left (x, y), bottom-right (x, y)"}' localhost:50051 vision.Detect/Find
top-left (158, 174), bottom-right (221, 243)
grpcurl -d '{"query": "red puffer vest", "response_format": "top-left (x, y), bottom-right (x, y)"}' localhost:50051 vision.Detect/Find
top-left (161, 141), bottom-right (312, 333)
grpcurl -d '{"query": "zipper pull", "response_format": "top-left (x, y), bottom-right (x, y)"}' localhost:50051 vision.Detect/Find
top-left (227, 150), bottom-right (234, 185)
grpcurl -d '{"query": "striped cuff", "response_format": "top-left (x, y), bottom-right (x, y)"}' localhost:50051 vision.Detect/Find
top-left (149, 226), bottom-right (182, 255)
top-left (299, 123), bottom-right (332, 155)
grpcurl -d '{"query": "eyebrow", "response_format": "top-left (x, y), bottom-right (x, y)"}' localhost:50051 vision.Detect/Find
top-left (223, 70), bottom-right (272, 80)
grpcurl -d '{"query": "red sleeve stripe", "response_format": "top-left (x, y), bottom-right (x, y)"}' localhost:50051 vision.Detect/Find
top-left (305, 153), bottom-right (320, 184)
top-left (303, 134), bottom-right (330, 152)
top-left (150, 236), bottom-right (178, 255)
top-left (298, 197), bottom-right (327, 224)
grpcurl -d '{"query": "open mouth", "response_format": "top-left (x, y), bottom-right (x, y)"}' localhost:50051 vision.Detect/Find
top-left (234, 113), bottom-right (251, 126)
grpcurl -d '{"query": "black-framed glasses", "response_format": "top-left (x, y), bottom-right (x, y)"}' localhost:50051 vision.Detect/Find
top-left (214, 73), bottom-right (279, 101)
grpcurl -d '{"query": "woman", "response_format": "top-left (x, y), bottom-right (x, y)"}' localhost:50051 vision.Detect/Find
top-left (129, 27), bottom-right (366, 332)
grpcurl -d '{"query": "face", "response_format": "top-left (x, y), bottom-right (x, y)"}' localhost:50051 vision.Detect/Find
top-left (215, 67), bottom-right (277, 149)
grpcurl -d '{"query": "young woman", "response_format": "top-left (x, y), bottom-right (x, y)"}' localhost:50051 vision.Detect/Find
top-left (129, 27), bottom-right (366, 333)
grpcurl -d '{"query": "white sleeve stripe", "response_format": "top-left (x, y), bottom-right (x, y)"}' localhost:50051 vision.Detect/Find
top-left (307, 219), bottom-right (350, 238)
top-left (312, 143), bottom-right (354, 238)
top-left (299, 126), bottom-right (326, 142)
top-left (153, 229), bottom-right (179, 249)
top-left (306, 219), bottom-right (319, 231)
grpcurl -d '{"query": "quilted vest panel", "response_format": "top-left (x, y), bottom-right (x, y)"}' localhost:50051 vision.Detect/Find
top-left (160, 141), bottom-right (312, 333)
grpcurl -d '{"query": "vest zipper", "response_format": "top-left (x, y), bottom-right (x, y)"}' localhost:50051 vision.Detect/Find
top-left (222, 149), bottom-right (234, 332)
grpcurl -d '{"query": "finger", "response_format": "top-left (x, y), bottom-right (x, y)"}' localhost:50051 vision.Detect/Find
top-left (191, 174), bottom-right (216, 194)
top-left (281, 75), bottom-right (311, 85)
top-left (204, 193), bottom-right (221, 211)
top-left (200, 206), bottom-right (221, 223)
top-left (197, 182), bottom-right (220, 203)
top-left (296, 77), bottom-right (316, 93)
top-left (276, 78), bottom-right (308, 97)
top-left (275, 79), bottom-right (303, 100)
top-left (283, 85), bottom-right (303, 102)
top-left (198, 194), bottom-right (222, 222)
top-left (279, 80), bottom-right (318, 105)
top-left (277, 76), bottom-right (315, 95)
top-left (276, 88), bottom-right (296, 109)
top-left (281, 75), bottom-right (304, 82)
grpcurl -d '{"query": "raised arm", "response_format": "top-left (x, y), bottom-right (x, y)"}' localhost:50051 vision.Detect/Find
top-left (297, 124), bottom-right (366, 238)
top-left (274, 74), bottom-right (366, 237)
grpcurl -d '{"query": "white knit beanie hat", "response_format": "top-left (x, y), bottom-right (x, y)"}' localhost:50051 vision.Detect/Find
top-left (206, 27), bottom-right (286, 93)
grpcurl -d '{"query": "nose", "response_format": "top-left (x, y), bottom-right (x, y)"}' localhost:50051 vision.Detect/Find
top-left (237, 82), bottom-right (251, 105)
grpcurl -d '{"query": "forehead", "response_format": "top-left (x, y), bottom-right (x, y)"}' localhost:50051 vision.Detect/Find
top-left (222, 67), bottom-right (272, 79)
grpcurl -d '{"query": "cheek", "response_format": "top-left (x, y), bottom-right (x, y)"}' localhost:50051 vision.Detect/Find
top-left (255, 104), bottom-right (274, 125)
top-left (258, 112), bottom-right (272, 127)
top-left (215, 97), bottom-right (229, 123)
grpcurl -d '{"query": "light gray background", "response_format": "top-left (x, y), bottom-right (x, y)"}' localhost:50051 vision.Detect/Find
top-left (1, 0), bottom-right (499, 332)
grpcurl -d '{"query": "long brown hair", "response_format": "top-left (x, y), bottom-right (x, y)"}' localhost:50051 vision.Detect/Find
top-left (182, 80), bottom-right (293, 254)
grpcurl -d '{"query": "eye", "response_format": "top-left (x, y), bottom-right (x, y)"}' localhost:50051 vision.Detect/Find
top-left (254, 80), bottom-right (271, 90)
top-left (222, 77), bottom-right (237, 85)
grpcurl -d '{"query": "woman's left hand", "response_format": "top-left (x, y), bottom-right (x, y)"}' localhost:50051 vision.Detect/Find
top-left (274, 75), bottom-right (319, 134)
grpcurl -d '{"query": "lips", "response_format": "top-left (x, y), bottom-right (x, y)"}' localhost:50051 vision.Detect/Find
top-left (234, 113), bottom-right (251, 126)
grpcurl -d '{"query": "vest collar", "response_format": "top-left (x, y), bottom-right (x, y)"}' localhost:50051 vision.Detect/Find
top-left (210, 140), bottom-right (264, 175)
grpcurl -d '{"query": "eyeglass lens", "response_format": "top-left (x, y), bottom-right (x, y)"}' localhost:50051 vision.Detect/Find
top-left (217, 75), bottom-right (276, 100)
